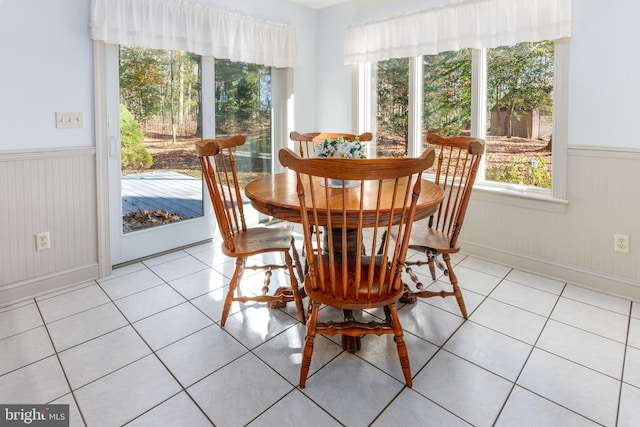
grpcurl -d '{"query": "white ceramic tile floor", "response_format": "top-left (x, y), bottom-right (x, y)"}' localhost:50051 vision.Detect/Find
top-left (1, 236), bottom-right (639, 426)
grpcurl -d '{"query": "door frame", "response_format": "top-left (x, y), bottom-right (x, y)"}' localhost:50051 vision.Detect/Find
top-left (94, 42), bottom-right (293, 275)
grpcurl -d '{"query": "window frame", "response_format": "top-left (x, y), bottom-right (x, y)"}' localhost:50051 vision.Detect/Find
top-left (359, 39), bottom-right (569, 213)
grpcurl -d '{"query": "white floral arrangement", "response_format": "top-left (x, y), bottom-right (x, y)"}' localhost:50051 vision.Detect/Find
top-left (314, 136), bottom-right (367, 159)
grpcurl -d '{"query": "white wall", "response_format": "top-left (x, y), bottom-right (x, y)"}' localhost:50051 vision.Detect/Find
top-left (568, 0), bottom-right (640, 148)
top-left (0, 0), bottom-right (94, 150)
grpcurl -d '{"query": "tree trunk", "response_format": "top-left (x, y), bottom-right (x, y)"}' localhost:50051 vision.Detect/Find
top-left (503, 102), bottom-right (515, 138)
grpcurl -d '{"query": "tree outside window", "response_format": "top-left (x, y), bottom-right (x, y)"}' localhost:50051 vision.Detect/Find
top-left (214, 59), bottom-right (272, 187)
top-left (486, 41), bottom-right (554, 188)
top-left (118, 46), bottom-right (273, 232)
top-left (375, 58), bottom-right (409, 157)
top-left (375, 40), bottom-right (554, 189)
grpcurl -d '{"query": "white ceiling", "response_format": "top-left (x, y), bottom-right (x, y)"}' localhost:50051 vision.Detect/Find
top-left (287, 0), bottom-right (349, 9)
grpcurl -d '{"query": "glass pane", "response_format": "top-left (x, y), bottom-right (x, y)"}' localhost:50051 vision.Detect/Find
top-left (214, 59), bottom-right (272, 188)
top-left (119, 46), bottom-right (203, 233)
top-left (376, 58), bottom-right (409, 157)
top-left (422, 49), bottom-right (472, 172)
top-left (486, 41), bottom-right (554, 188)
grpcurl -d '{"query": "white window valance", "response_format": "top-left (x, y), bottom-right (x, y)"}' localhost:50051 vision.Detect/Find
top-left (344, 0), bottom-right (571, 64)
top-left (90, 0), bottom-right (297, 68)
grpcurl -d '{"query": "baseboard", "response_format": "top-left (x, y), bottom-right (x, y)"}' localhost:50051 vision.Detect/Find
top-left (461, 240), bottom-right (640, 303)
top-left (0, 264), bottom-right (99, 307)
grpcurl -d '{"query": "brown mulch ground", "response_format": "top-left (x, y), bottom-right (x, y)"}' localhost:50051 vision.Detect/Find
top-left (122, 208), bottom-right (185, 232)
top-left (122, 137), bottom-right (202, 178)
top-left (124, 135), bottom-right (551, 177)
top-left (484, 135), bottom-right (551, 172)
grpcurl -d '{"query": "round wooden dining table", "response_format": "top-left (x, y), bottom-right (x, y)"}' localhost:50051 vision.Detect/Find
top-left (244, 171), bottom-right (444, 225)
top-left (244, 171), bottom-right (444, 352)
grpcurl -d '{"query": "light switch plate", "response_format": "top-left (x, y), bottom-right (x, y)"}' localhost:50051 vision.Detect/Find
top-left (56, 112), bottom-right (84, 129)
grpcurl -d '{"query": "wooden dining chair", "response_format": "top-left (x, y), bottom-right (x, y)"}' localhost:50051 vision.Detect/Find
top-left (382, 133), bottom-right (485, 319)
top-left (289, 131), bottom-right (373, 158)
top-left (195, 136), bottom-right (305, 326)
top-left (279, 147), bottom-right (435, 388)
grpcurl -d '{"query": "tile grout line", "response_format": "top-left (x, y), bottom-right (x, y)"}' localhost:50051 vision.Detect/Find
top-left (490, 280), bottom-right (568, 426)
top-left (33, 295), bottom-right (90, 427)
top-left (614, 303), bottom-right (634, 427)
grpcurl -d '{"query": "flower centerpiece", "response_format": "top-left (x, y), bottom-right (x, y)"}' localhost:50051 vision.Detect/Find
top-left (315, 136), bottom-right (367, 187)
top-left (314, 136), bottom-right (367, 159)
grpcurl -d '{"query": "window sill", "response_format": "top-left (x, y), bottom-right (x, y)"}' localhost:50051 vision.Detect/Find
top-left (472, 183), bottom-right (568, 213)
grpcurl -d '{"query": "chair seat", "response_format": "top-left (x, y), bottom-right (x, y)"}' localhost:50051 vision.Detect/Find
top-left (407, 227), bottom-right (460, 254)
top-left (304, 256), bottom-right (404, 310)
top-left (224, 225), bottom-right (296, 257)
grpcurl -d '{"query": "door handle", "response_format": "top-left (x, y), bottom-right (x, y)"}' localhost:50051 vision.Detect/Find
top-left (109, 136), bottom-right (117, 157)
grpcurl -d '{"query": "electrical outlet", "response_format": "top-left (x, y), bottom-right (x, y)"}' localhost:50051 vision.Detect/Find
top-left (36, 232), bottom-right (50, 251)
top-left (614, 234), bottom-right (629, 253)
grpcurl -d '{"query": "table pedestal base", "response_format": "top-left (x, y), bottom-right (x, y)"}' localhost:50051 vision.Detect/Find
top-left (341, 309), bottom-right (362, 353)
top-left (342, 335), bottom-right (362, 353)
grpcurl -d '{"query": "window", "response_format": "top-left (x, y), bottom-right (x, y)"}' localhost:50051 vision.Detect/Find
top-left (485, 41), bottom-right (554, 189)
top-left (421, 49), bottom-right (472, 144)
top-left (372, 41), bottom-right (557, 192)
top-left (214, 59), bottom-right (272, 187)
top-left (375, 58), bottom-right (409, 158)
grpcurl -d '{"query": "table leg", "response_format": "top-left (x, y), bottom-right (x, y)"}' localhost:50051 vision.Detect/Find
top-left (341, 309), bottom-right (362, 353)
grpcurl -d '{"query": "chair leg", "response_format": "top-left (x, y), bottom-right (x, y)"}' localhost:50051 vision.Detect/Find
top-left (290, 237), bottom-right (305, 284)
top-left (300, 301), bottom-right (320, 388)
top-left (443, 254), bottom-right (468, 319)
top-left (377, 230), bottom-right (388, 255)
top-left (285, 251), bottom-right (306, 324)
top-left (427, 250), bottom-right (437, 280)
top-left (388, 303), bottom-right (412, 387)
top-left (221, 258), bottom-right (246, 327)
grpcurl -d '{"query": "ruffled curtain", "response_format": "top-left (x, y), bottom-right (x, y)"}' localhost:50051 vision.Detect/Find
top-left (344, 0), bottom-right (571, 64)
top-left (90, 0), bottom-right (297, 68)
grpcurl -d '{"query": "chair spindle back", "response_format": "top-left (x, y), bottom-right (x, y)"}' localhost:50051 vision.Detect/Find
top-left (427, 133), bottom-right (485, 248)
top-left (195, 135), bottom-right (248, 252)
top-left (279, 148), bottom-right (434, 306)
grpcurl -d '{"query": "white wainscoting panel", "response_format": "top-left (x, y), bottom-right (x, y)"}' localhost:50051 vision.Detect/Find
top-left (0, 147), bottom-right (98, 304)
top-left (460, 146), bottom-right (640, 301)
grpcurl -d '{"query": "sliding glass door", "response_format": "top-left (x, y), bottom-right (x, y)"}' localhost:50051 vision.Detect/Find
top-left (107, 44), bottom-right (214, 265)
top-left (105, 45), bottom-right (278, 265)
